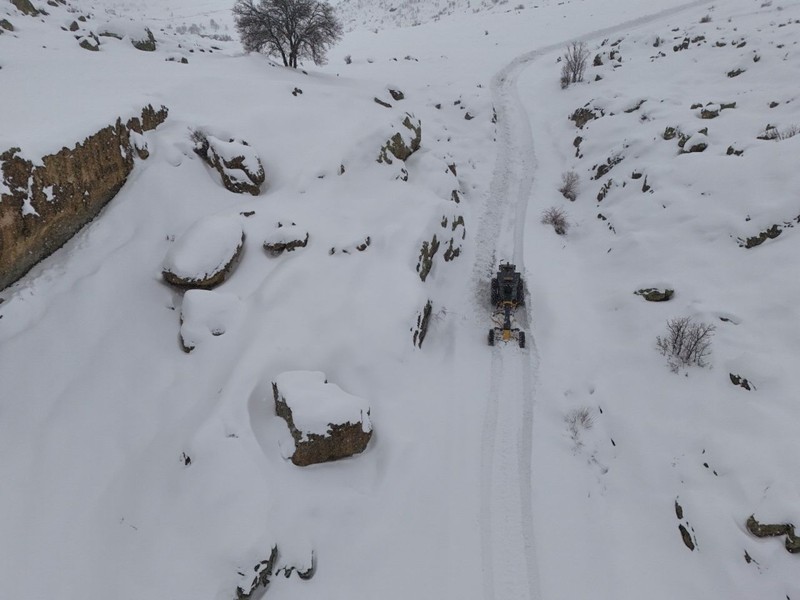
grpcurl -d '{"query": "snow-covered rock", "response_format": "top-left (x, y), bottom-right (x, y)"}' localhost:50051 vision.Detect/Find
top-left (193, 133), bottom-right (266, 196)
top-left (97, 19), bottom-right (157, 51)
top-left (178, 289), bottom-right (242, 353)
top-left (377, 113), bottom-right (421, 164)
top-left (162, 215), bottom-right (245, 289)
top-left (263, 222), bottom-right (309, 256)
top-left (273, 371), bottom-right (372, 467)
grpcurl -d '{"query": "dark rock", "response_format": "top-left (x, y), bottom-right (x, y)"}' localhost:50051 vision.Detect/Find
top-left (635, 288), bottom-right (674, 302)
top-left (727, 68), bottom-right (745, 78)
top-left (11, 0), bottom-right (38, 16)
top-left (79, 34), bottom-right (100, 51)
top-left (739, 224), bottom-right (782, 248)
top-left (412, 300), bottom-right (432, 348)
top-left (569, 106), bottom-right (604, 129)
top-left (1, 19), bottom-right (16, 31)
top-left (679, 524), bottom-right (695, 550)
top-left (263, 231), bottom-right (309, 256)
top-left (131, 28), bottom-right (156, 51)
top-left (663, 126), bottom-right (678, 140)
top-left (374, 97), bottom-right (392, 108)
top-left (388, 88), bottom-right (404, 101)
top-left (729, 373), bottom-right (752, 390)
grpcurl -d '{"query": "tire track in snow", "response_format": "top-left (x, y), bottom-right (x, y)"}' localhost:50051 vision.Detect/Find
top-left (474, 2), bottom-right (712, 599)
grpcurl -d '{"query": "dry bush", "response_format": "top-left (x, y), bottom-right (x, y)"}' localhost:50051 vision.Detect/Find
top-left (559, 170), bottom-right (579, 201)
top-left (560, 41), bottom-right (589, 88)
top-left (761, 124), bottom-right (799, 141)
top-left (565, 407), bottom-right (594, 450)
top-left (541, 206), bottom-right (570, 235)
top-left (656, 317), bottom-right (715, 372)
top-left (699, 13), bottom-right (712, 23)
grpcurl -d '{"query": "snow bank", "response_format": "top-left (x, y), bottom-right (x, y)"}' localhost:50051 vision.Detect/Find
top-left (179, 289), bottom-right (242, 352)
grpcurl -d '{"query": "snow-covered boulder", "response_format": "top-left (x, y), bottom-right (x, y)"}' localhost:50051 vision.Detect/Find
top-left (179, 290), bottom-right (241, 353)
top-left (377, 113), bottom-right (422, 164)
top-left (273, 371), bottom-right (372, 467)
top-left (97, 20), bottom-right (157, 51)
top-left (193, 132), bottom-right (266, 196)
top-left (263, 222), bottom-right (309, 256)
top-left (162, 215), bottom-right (245, 289)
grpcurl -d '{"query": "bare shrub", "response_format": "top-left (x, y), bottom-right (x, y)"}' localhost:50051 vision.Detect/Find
top-left (565, 407), bottom-right (594, 450)
top-left (699, 13), bottom-right (712, 23)
top-left (656, 317), bottom-right (716, 372)
top-left (561, 41), bottom-right (589, 88)
top-left (559, 170), bottom-right (580, 201)
top-left (343, 54), bottom-right (352, 64)
top-left (541, 206), bottom-right (569, 235)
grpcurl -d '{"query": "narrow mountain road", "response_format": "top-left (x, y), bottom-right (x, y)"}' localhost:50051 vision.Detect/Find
top-left (471, 2), bottom-right (711, 599)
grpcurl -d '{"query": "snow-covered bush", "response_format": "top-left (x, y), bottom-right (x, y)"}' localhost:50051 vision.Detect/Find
top-left (656, 317), bottom-right (715, 372)
top-left (541, 206), bottom-right (569, 235)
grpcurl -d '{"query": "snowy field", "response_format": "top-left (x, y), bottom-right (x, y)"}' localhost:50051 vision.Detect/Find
top-left (1, 0), bottom-right (799, 599)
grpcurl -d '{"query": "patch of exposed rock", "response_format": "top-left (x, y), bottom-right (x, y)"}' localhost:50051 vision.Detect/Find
top-left (11, 0), bottom-right (38, 16)
top-left (273, 371), bottom-right (372, 467)
top-left (635, 288), bottom-right (674, 302)
top-left (0, 105), bottom-right (168, 291)
top-left (746, 515), bottom-right (800, 554)
top-left (377, 113), bottom-right (421, 164)
top-left (162, 215), bottom-right (245, 289)
top-left (192, 132), bottom-right (265, 195)
top-left (263, 222), bottom-right (309, 256)
top-left (236, 546), bottom-right (315, 600)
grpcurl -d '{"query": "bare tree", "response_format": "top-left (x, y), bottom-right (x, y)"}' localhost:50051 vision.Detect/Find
top-left (561, 41), bottom-right (589, 88)
top-left (233, 0), bottom-right (342, 68)
top-left (541, 206), bottom-right (570, 235)
top-left (656, 317), bottom-right (716, 372)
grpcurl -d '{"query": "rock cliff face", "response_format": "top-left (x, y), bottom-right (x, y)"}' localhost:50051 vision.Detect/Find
top-left (0, 105), bottom-right (168, 290)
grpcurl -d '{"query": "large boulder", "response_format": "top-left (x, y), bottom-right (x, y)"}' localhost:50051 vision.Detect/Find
top-left (273, 371), bottom-right (372, 467)
top-left (193, 133), bottom-right (265, 196)
top-left (162, 215), bottom-right (245, 289)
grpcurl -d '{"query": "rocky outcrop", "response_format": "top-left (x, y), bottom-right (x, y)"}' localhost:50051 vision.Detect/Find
top-left (162, 215), bottom-right (245, 289)
top-left (738, 224), bottom-right (782, 248)
top-left (0, 105), bottom-right (168, 291)
top-left (192, 133), bottom-right (265, 196)
top-left (273, 371), bottom-right (372, 467)
top-left (412, 300), bottom-right (432, 348)
top-left (377, 113), bottom-right (422, 164)
top-left (746, 515), bottom-right (800, 554)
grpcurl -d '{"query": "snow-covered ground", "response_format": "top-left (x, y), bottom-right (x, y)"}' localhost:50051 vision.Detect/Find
top-left (1, 0), bottom-right (799, 599)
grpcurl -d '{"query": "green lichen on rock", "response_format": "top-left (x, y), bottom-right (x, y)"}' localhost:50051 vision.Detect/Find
top-left (635, 288), bottom-right (674, 302)
top-left (377, 113), bottom-right (422, 164)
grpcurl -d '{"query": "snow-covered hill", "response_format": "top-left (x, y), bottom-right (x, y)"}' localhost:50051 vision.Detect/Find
top-left (1, 0), bottom-right (799, 599)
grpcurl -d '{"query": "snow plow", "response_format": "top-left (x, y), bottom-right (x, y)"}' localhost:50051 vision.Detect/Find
top-left (488, 263), bottom-right (525, 348)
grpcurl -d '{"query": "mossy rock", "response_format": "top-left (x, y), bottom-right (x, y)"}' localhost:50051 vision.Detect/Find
top-left (0, 19), bottom-right (14, 31)
top-left (635, 288), bottom-right (674, 302)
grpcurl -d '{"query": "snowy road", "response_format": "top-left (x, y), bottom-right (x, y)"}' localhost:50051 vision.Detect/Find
top-left (472, 2), bottom-right (712, 598)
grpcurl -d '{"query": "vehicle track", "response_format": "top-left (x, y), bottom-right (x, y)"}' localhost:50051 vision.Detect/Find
top-left (473, 2), bottom-right (711, 599)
